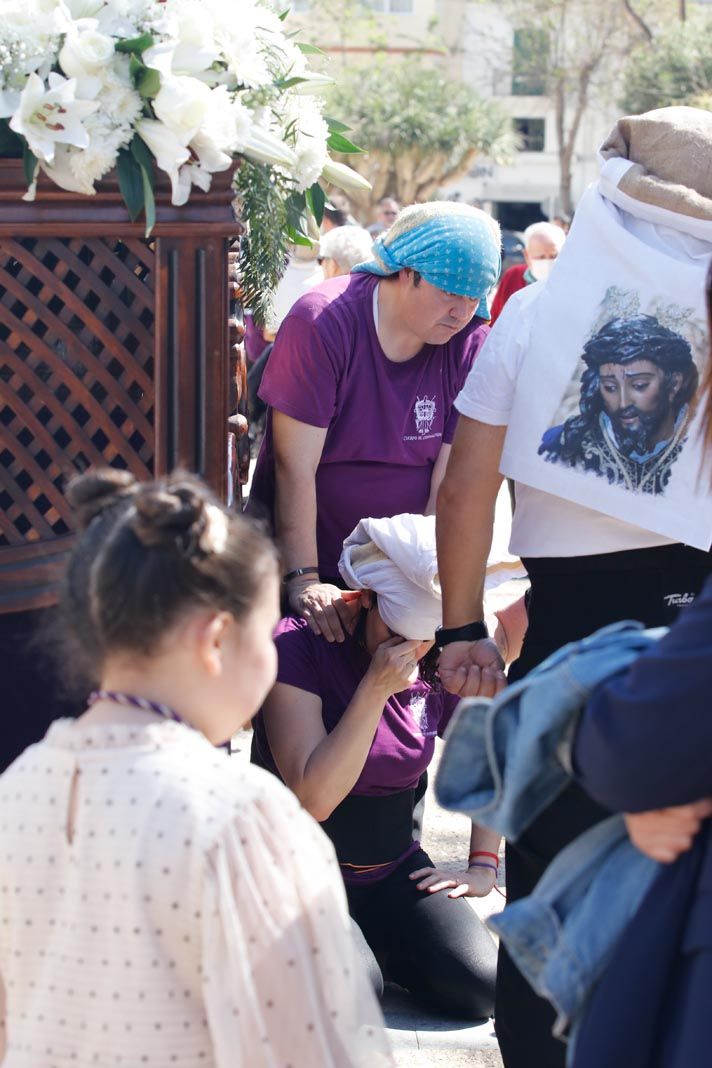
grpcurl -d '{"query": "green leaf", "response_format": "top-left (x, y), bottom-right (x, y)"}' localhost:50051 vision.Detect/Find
top-left (137, 65), bottom-right (161, 99)
top-left (305, 182), bottom-right (326, 226)
top-left (297, 42), bottom-right (326, 56)
top-left (285, 190), bottom-right (313, 246)
top-left (327, 131), bottom-right (362, 154)
top-left (276, 75), bottom-right (309, 90)
top-left (131, 134), bottom-right (155, 173)
top-left (285, 225), bottom-right (312, 247)
top-left (0, 120), bottom-right (24, 158)
top-left (117, 146), bottom-right (145, 222)
top-left (139, 162), bottom-right (156, 239)
top-left (278, 6), bottom-right (290, 19)
top-left (123, 137), bottom-right (157, 236)
top-left (324, 116), bottom-right (352, 134)
top-left (115, 32), bottom-right (155, 54)
top-left (22, 144), bottom-right (38, 186)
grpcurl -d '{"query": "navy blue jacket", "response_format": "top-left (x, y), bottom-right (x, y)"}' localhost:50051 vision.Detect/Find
top-left (572, 576), bottom-right (712, 1068)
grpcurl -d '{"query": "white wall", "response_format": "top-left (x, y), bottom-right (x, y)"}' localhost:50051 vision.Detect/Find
top-left (443, 1), bottom-right (621, 219)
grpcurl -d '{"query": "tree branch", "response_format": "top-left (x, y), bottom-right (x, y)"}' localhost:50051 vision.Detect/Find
top-left (621, 0), bottom-right (654, 41)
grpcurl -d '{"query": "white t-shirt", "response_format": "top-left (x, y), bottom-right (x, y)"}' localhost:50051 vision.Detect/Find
top-left (455, 195), bottom-right (712, 558)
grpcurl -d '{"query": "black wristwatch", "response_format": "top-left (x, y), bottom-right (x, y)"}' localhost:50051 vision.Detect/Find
top-left (435, 620), bottom-right (489, 649)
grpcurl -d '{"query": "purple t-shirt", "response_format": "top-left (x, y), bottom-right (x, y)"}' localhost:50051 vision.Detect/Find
top-left (249, 273), bottom-right (489, 577)
top-left (253, 616), bottom-right (459, 796)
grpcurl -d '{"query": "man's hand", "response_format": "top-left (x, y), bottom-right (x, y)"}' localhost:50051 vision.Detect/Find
top-left (287, 582), bottom-right (361, 642)
top-left (409, 863), bottom-right (497, 899)
top-left (624, 799), bottom-right (712, 863)
top-left (437, 638), bottom-right (506, 698)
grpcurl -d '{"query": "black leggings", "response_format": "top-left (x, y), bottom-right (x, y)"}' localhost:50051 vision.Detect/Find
top-left (347, 847), bottom-right (497, 1020)
top-left (495, 543), bottom-right (712, 1068)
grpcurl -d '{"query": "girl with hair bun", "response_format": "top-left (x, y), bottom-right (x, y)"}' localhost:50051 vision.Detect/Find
top-left (0, 470), bottom-right (392, 1068)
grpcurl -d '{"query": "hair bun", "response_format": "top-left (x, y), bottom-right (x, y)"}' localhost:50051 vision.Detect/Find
top-left (131, 477), bottom-right (206, 551)
top-left (66, 468), bottom-right (138, 531)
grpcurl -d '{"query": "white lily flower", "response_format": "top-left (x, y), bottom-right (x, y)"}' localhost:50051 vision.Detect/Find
top-left (140, 41), bottom-right (176, 78)
top-left (241, 126), bottom-right (297, 170)
top-left (171, 157), bottom-right (217, 207)
top-left (321, 158), bottom-right (372, 194)
top-left (41, 142), bottom-right (97, 195)
top-left (9, 72), bottom-right (98, 164)
top-left (187, 87), bottom-right (237, 168)
top-left (290, 73), bottom-right (334, 96)
top-left (136, 117), bottom-right (191, 205)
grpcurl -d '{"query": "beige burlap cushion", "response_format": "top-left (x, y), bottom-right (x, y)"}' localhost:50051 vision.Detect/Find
top-left (600, 106), bottom-right (712, 221)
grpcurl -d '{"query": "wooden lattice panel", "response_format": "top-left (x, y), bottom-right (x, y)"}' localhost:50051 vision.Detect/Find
top-left (0, 163), bottom-right (239, 614)
top-left (0, 236), bottom-right (156, 552)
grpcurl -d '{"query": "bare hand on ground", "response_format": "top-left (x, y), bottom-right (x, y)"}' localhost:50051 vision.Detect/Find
top-left (288, 582), bottom-right (361, 642)
top-left (409, 864), bottom-right (497, 899)
top-left (624, 799), bottom-right (712, 863)
top-left (438, 638), bottom-right (506, 697)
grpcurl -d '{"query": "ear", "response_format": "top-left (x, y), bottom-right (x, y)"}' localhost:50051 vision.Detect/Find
top-left (196, 611), bottom-right (233, 677)
top-left (667, 371), bottom-right (684, 400)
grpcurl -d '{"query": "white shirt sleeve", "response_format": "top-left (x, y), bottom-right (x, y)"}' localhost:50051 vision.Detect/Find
top-left (201, 777), bottom-right (393, 1068)
top-left (454, 283), bottom-right (540, 426)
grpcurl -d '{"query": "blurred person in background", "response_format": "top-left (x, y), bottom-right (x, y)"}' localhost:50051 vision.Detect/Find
top-left (322, 193), bottom-right (358, 232)
top-left (368, 196), bottom-right (401, 238)
top-left (490, 221), bottom-right (565, 325)
top-left (318, 225), bottom-right (374, 279)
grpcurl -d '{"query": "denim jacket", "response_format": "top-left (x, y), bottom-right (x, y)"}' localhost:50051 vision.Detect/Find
top-left (435, 622), bottom-right (665, 1058)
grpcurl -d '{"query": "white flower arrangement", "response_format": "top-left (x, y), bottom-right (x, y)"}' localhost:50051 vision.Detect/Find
top-left (0, 0), bottom-right (370, 311)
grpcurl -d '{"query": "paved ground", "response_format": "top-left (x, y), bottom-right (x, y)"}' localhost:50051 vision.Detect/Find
top-left (385, 741), bottom-right (506, 1067)
top-left (233, 731), bottom-right (506, 1067)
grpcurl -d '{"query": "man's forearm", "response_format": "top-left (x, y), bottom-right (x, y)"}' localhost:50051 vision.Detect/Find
top-left (274, 463), bottom-right (319, 572)
top-left (437, 490), bottom-right (494, 626)
top-left (435, 419), bottom-right (505, 628)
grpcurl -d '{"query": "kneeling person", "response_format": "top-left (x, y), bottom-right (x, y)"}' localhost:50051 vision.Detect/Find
top-left (252, 514), bottom-right (499, 1020)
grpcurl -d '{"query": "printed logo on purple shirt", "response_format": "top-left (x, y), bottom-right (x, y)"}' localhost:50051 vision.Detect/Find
top-left (409, 693), bottom-right (436, 737)
top-left (413, 395), bottom-right (437, 436)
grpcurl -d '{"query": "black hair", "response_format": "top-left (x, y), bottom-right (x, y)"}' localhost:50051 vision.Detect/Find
top-left (57, 468), bottom-right (278, 687)
top-left (581, 315), bottom-right (694, 374)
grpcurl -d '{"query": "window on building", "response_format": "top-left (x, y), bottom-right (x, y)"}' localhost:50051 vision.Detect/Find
top-left (513, 117), bottom-right (546, 152)
top-left (367, 0), bottom-right (414, 11)
top-left (511, 28), bottom-right (548, 95)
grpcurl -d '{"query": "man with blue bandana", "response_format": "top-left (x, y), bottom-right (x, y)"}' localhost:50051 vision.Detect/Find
top-left (249, 201), bottom-right (502, 641)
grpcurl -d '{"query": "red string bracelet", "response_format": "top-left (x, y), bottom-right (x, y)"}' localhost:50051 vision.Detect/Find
top-left (468, 850), bottom-right (499, 866)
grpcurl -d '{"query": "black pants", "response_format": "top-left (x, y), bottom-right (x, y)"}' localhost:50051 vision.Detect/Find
top-left (347, 847), bottom-right (497, 1020)
top-left (495, 543), bottom-right (712, 1068)
top-left (0, 608), bottom-right (82, 772)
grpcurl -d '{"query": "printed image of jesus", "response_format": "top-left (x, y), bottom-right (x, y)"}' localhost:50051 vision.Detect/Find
top-left (539, 315), bottom-right (699, 494)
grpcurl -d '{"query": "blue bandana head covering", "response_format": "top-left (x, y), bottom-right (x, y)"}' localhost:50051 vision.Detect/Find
top-left (352, 202), bottom-right (502, 318)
